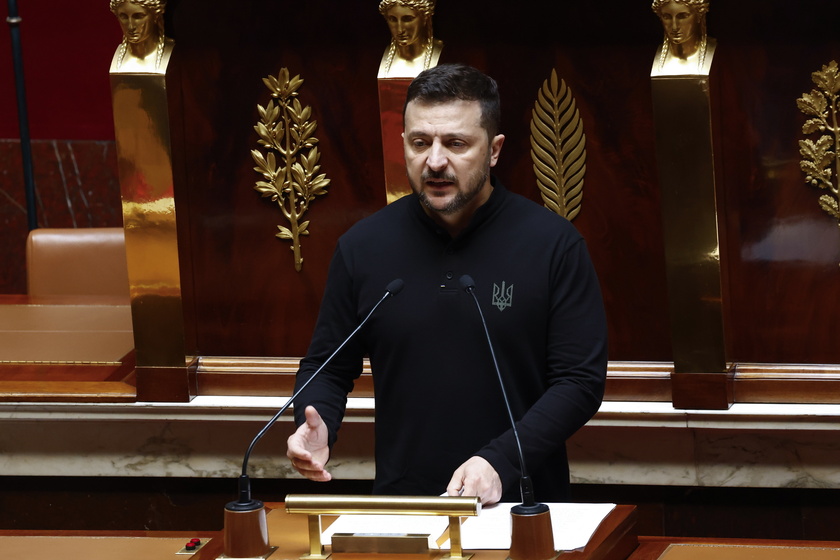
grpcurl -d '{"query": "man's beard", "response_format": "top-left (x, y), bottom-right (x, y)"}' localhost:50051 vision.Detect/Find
top-left (412, 165), bottom-right (489, 216)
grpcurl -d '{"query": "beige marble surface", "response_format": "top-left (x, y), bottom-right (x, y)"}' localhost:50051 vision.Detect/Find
top-left (3, 398), bottom-right (840, 489)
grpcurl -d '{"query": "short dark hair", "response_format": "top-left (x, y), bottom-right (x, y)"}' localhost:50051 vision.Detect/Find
top-left (404, 63), bottom-right (501, 140)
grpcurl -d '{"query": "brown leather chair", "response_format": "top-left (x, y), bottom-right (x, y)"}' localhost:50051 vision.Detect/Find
top-left (26, 227), bottom-right (130, 299)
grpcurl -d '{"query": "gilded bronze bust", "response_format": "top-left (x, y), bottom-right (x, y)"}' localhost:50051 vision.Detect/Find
top-left (378, 0), bottom-right (443, 78)
top-left (109, 0), bottom-right (173, 73)
top-left (651, 0), bottom-right (715, 76)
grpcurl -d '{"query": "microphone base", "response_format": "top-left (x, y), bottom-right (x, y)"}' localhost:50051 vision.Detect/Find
top-left (223, 500), bottom-right (272, 559)
top-left (508, 503), bottom-right (558, 560)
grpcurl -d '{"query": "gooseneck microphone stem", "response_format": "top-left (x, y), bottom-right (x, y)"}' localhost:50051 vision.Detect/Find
top-left (232, 278), bottom-right (405, 508)
top-left (459, 275), bottom-right (536, 508)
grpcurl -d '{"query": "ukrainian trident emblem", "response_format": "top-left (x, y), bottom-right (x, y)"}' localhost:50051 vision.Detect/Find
top-left (492, 281), bottom-right (514, 311)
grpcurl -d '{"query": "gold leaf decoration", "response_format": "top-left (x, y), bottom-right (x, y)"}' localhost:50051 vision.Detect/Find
top-left (798, 61), bottom-right (840, 227)
top-left (252, 68), bottom-right (330, 272)
top-left (530, 68), bottom-right (587, 221)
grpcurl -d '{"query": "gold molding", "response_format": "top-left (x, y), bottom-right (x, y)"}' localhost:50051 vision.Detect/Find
top-left (252, 68), bottom-right (330, 272)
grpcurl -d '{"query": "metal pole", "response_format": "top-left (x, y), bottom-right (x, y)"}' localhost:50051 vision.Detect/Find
top-left (6, 0), bottom-right (37, 231)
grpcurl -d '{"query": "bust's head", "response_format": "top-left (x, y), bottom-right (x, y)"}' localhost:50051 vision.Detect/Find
top-left (110, 0), bottom-right (166, 45)
top-left (379, 0), bottom-right (435, 49)
top-left (651, 0), bottom-right (708, 50)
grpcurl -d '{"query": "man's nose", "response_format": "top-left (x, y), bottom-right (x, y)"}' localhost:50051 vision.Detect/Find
top-left (426, 143), bottom-right (448, 170)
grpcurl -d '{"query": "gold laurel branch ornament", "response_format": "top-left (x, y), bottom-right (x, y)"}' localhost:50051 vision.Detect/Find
top-left (252, 68), bottom-right (330, 272)
top-left (530, 68), bottom-right (587, 221)
top-left (797, 60), bottom-right (840, 237)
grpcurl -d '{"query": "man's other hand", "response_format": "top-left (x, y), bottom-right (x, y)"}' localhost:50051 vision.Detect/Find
top-left (286, 405), bottom-right (332, 482)
top-left (446, 456), bottom-right (502, 505)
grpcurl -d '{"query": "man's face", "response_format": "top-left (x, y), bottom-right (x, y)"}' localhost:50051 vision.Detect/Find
top-left (115, 2), bottom-right (155, 44)
top-left (403, 99), bottom-right (504, 219)
top-left (658, 1), bottom-right (698, 46)
top-left (385, 6), bottom-right (424, 48)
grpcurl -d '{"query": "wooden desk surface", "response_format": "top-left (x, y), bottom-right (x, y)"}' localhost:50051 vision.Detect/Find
top-left (0, 503), bottom-right (637, 560)
top-left (0, 294), bottom-right (136, 402)
top-left (2, 529), bottom-right (217, 560)
top-left (630, 536), bottom-right (840, 560)
top-left (0, 296), bottom-right (133, 363)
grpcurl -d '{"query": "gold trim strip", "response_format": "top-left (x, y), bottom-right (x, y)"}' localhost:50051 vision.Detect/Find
top-left (197, 357), bottom-right (674, 377)
top-left (0, 360), bottom-right (122, 366)
top-left (285, 494), bottom-right (479, 517)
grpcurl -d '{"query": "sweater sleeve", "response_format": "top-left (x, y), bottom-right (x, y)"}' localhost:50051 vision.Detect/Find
top-left (474, 238), bottom-right (608, 494)
top-left (292, 244), bottom-right (365, 448)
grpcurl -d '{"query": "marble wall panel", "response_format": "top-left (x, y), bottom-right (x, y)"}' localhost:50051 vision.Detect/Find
top-left (0, 139), bottom-right (122, 293)
top-left (568, 426), bottom-right (697, 487)
top-left (693, 429), bottom-right (840, 489)
top-left (0, 416), bottom-right (375, 481)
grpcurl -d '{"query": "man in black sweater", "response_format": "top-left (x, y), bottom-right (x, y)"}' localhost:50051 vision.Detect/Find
top-left (286, 64), bottom-right (607, 505)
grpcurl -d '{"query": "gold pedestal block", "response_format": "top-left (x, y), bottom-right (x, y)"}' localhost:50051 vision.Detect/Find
top-left (378, 78), bottom-right (413, 204)
top-left (111, 70), bottom-right (190, 401)
top-left (652, 58), bottom-right (730, 409)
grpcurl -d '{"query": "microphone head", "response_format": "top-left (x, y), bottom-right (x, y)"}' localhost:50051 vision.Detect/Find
top-left (459, 274), bottom-right (476, 292)
top-left (386, 278), bottom-right (405, 296)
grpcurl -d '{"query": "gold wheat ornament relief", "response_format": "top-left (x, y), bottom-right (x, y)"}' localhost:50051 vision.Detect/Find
top-left (798, 60), bottom-right (840, 246)
top-left (530, 69), bottom-right (587, 221)
top-left (252, 68), bottom-right (330, 272)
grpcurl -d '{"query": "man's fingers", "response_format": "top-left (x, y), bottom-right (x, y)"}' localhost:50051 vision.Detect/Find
top-left (447, 457), bottom-right (502, 505)
top-left (292, 459), bottom-right (332, 481)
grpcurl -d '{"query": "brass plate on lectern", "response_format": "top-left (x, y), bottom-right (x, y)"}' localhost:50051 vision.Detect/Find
top-left (332, 533), bottom-right (431, 554)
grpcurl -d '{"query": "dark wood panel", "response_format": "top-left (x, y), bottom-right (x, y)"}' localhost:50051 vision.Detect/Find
top-left (168, 1), bottom-right (674, 361)
top-left (6, 2), bottom-right (840, 400)
top-left (717, 37), bottom-right (840, 365)
top-left (168, 1), bottom-right (840, 369)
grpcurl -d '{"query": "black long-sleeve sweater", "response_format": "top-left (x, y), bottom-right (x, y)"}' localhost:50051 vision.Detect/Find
top-left (293, 178), bottom-right (607, 502)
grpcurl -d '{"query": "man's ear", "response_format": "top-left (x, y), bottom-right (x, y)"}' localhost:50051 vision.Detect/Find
top-left (489, 134), bottom-right (505, 167)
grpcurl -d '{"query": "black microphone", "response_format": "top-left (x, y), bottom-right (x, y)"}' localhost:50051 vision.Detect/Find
top-left (458, 274), bottom-right (547, 514)
top-left (227, 278), bottom-right (405, 512)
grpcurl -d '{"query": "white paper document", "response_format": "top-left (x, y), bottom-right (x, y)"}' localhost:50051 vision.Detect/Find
top-left (320, 502), bottom-right (615, 552)
top-left (452, 502), bottom-right (616, 551)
